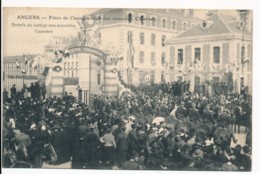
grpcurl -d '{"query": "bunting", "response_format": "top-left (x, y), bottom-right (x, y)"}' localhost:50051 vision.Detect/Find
top-left (23, 55), bottom-right (28, 65)
top-left (16, 59), bottom-right (20, 68)
top-left (127, 31), bottom-right (135, 68)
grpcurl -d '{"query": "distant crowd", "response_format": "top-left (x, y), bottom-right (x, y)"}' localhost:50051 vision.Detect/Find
top-left (3, 81), bottom-right (252, 170)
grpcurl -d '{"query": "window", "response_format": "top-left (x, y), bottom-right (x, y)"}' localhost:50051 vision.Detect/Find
top-left (68, 62), bottom-right (70, 69)
top-left (71, 62), bottom-right (74, 69)
top-left (213, 47), bottom-right (220, 64)
top-left (194, 48), bottom-right (201, 62)
top-left (177, 49), bottom-right (183, 64)
top-left (161, 52), bottom-right (166, 65)
top-left (241, 46), bottom-right (245, 64)
top-left (128, 13), bottom-right (133, 23)
top-left (151, 52), bottom-right (156, 65)
top-left (240, 77), bottom-right (244, 88)
top-left (72, 70), bottom-right (74, 77)
top-left (162, 19), bottom-right (166, 28)
top-left (64, 62), bottom-right (67, 69)
top-left (151, 17), bottom-right (156, 27)
top-left (140, 15), bottom-right (144, 25)
top-left (140, 51), bottom-right (144, 63)
top-left (97, 73), bottom-right (101, 85)
top-left (161, 35), bottom-right (166, 47)
top-left (151, 34), bottom-right (156, 45)
top-left (161, 71), bottom-right (165, 82)
top-left (127, 31), bottom-right (133, 43)
top-left (172, 20), bottom-right (176, 30)
top-left (140, 32), bottom-right (144, 44)
top-left (76, 61), bottom-right (78, 69)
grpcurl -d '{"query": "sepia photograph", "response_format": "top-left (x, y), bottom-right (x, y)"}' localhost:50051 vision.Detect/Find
top-left (2, 6), bottom-right (253, 172)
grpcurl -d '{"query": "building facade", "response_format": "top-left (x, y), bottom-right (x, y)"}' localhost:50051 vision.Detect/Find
top-left (84, 9), bottom-right (200, 86)
top-left (40, 9), bottom-right (200, 100)
top-left (165, 11), bottom-right (252, 95)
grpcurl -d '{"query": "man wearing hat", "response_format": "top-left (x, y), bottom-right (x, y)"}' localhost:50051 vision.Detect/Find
top-left (189, 102), bottom-right (200, 123)
top-left (122, 153), bottom-right (143, 170)
top-left (86, 125), bottom-right (100, 168)
top-left (115, 124), bottom-right (128, 168)
top-left (10, 84), bottom-right (17, 99)
top-left (128, 124), bottom-right (139, 155)
top-left (176, 101), bottom-right (187, 120)
top-left (100, 126), bottom-right (116, 166)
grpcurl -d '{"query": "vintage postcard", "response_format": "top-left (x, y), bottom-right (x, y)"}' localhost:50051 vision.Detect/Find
top-left (2, 7), bottom-right (252, 171)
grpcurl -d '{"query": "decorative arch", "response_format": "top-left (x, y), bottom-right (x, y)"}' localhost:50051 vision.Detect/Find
top-left (68, 46), bottom-right (107, 62)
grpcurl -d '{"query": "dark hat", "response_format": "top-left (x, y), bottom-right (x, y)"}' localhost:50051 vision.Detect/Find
top-left (106, 126), bottom-right (112, 132)
top-left (193, 149), bottom-right (204, 158)
top-left (243, 145), bottom-right (251, 154)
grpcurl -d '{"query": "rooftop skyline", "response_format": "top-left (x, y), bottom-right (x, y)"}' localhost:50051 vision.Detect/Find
top-left (3, 8), bottom-right (241, 56)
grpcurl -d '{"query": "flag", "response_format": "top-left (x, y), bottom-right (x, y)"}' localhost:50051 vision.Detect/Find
top-left (208, 73), bottom-right (213, 80)
top-left (225, 64), bottom-right (230, 73)
top-left (16, 59), bottom-right (20, 68)
top-left (29, 59), bottom-right (34, 68)
top-left (227, 72), bottom-right (233, 92)
top-left (23, 55), bottom-right (28, 65)
top-left (30, 58), bottom-right (39, 69)
top-left (21, 69), bottom-right (26, 74)
top-left (187, 62), bottom-right (193, 72)
top-left (64, 48), bottom-right (70, 58)
top-left (127, 31), bottom-right (135, 68)
top-left (235, 63), bottom-right (240, 71)
top-left (54, 50), bottom-right (64, 63)
top-left (243, 58), bottom-right (249, 64)
top-left (195, 59), bottom-right (203, 71)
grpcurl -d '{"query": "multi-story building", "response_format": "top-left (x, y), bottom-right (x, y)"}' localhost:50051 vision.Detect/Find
top-left (165, 10), bottom-right (252, 95)
top-left (40, 9), bottom-right (201, 101)
top-left (3, 54), bottom-right (45, 94)
top-left (84, 9), bottom-right (200, 85)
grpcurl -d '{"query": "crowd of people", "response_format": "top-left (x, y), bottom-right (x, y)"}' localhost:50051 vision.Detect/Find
top-left (2, 81), bottom-right (252, 170)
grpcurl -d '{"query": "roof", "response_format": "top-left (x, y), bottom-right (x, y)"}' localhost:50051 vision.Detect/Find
top-left (174, 12), bottom-right (251, 39)
top-left (91, 8), bottom-right (200, 21)
top-left (3, 54), bottom-right (40, 63)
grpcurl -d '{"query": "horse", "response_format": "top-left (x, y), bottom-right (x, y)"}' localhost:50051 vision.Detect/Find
top-left (195, 123), bottom-right (215, 143)
top-left (20, 141), bottom-right (57, 168)
top-left (212, 127), bottom-right (233, 150)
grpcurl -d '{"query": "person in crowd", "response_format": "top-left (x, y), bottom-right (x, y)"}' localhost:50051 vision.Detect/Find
top-left (29, 83), bottom-right (35, 100)
top-left (3, 88), bottom-right (9, 102)
top-left (2, 82), bottom-right (252, 171)
top-left (122, 153), bottom-right (143, 170)
top-left (99, 126), bottom-right (116, 166)
top-left (10, 84), bottom-right (17, 99)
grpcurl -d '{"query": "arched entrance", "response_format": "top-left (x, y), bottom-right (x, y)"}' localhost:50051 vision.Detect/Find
top-left (66, 46), bottom-right (107, 105)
